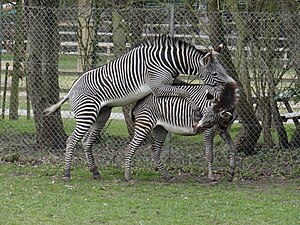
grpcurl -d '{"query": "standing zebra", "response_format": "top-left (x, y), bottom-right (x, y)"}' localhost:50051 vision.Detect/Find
top-left (125, 82), bottom-right (239, 182)
top-left (44, 36), bottom-right (235, 180)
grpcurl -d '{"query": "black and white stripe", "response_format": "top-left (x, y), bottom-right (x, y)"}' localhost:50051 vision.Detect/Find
top-left (125, 82), bottom-right (239, 182)
top-left (44, 36), bottom-right (235, 180)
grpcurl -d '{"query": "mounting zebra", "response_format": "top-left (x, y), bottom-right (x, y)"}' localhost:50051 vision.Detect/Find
top-left (44, 36), bottom-right (235, 180)
top-left (125, 82), bottom-right (239, 182)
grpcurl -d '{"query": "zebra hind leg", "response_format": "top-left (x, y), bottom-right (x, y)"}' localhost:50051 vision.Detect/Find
top-left (82, 107), bottom-right (112, 180)
top-left (152, 126), bottom-right (173, 181)
top-left (63, 103), bottom-right (99, 180)
top-left (63, 134), bottom-right (77, 180)
top-left (63, 128), bottom-right (90, 180)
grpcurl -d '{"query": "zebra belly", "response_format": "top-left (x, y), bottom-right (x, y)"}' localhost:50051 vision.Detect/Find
top-left (157, 121), bottom-right (196, 136)
top-left (104, 85), bottom-right (151, 107)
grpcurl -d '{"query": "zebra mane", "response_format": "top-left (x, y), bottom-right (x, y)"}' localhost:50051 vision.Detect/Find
top-left (134, 35), bottom-right (203, 53)
top-left (212, 82), bottom-right (240, 113)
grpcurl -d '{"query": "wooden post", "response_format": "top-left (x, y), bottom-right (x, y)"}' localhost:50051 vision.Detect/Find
top-left (1, 62), bottom-right (9, 119)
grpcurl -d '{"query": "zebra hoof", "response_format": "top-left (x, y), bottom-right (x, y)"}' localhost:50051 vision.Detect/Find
top-left (90, 167), bottom-right (101, 180)
top-left (227, 177), bottom-right (233, 182)
top-left (164, 176), bottom-right (174, 182)
top-left (62, 175), bottom-right (71, 181)
top-left (63, 171), bottom-right (71, 181)
top-left (125, 178), bottom-right (136, 184)
top-left (125, 176), bottom-right (131, 182)
top-left (92, 171), bottom-right (101, 180)
top-left (208, 174), bottom-right (218, 183)
top-left (227, 172), bottom-right (235, 182)
top-left (209, 180), bottom-right (219, 185)
top-left (93, 174), bottom-right (101, 180)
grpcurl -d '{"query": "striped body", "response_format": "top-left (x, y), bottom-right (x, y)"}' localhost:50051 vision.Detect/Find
top-left (132, 84), bottom-right (221, 135)
top-left (125, 82), bottom-right (239, 182)
top-left (44, 36), bottom-right (235, 180)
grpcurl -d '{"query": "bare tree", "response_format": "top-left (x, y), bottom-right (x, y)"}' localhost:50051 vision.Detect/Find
top-left (77, 0), bottom-right (95, 71)
top-left (280, 0), bottom-right (300, 148)
top-left (208, 0), bottom-right (262, 154)
top-left (27, 0), bottom-right (67, 149)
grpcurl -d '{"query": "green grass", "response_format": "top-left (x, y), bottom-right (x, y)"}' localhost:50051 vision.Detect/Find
top-left (0, 164), bottom-right (298, 225)
top-left (58, 54), bottom-right (77, 71)
top-left (0, 116), bottom-right (297, 143)
top-left (1, 53), bottom-right (13, 61)
top-left (0, 117), bottom-right (37, 134)
top-left (2, 53), bottom-right (78, 71)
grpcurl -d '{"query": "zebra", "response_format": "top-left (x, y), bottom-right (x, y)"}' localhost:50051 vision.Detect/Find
top-left (125, 82), bottom-right (239, 182)
top-left (44, 36), bottom-right (235, 180)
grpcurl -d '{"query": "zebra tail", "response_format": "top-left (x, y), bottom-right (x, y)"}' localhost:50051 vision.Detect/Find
top-left (44, 94), bottom-right (69, 116)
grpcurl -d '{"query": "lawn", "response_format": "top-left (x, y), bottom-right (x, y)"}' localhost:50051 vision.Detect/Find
top-left (0, 164), bottom-right (299, 225)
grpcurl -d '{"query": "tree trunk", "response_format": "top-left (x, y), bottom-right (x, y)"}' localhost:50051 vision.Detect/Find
top-left (233, 12), bottom-right (252, 101)
top-left (42, 4), bottom-right (68, 149)
top-left (27, 0), bottom-right (67, 149)
top-left (268, 82), bottom-right (289, 149)
top-left (111, 8), bottom-right (133, 138)
top-left (9, 0), bottom-right (25, 120)
top-left (90, 3), bottom-right (102, 68)
top-left (77, 0), bottom-right (94, 71)
top-left (112, 10), bottom-right (127, 56)
top-left (207, 0), bottom-right (262, 154)
top-left (258, 97), bottom-right (274, 148)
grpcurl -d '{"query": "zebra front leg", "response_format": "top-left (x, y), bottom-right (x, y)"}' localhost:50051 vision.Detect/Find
top-left (204, 129), bottom-right (217, 182)
top-left (82, 107), bottom-right (111, 179)
top-left (152, 126), bottom-right (173, 181)
top-left (220, 130), bottom-right (236, 182)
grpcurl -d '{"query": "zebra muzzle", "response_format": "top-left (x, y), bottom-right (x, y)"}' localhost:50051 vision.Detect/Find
top-left (193, 117), bottom-right (215, 133)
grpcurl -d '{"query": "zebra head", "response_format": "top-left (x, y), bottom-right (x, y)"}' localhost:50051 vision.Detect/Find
top-left (194, 82), bottom-right (239, 132)
top-left (196, 44), bottom-right (236, 86)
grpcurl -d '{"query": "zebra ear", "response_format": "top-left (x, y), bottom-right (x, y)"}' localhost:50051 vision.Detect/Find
top-left (200, 53), bottom-right (212, 67)
top-left (212, 44), bottom-right (223, 56)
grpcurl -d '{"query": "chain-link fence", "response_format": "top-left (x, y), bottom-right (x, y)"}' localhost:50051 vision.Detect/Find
top-left (0, 4), bottom-right (299, 178)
